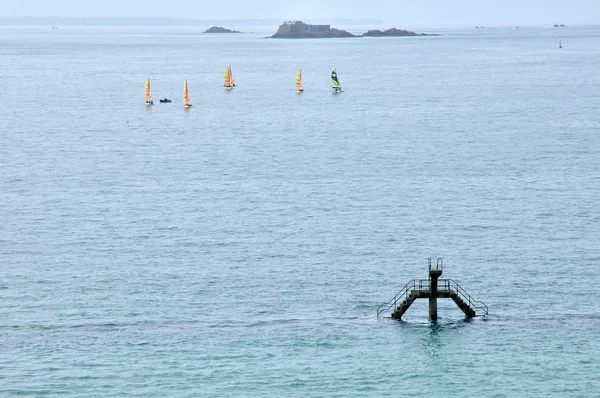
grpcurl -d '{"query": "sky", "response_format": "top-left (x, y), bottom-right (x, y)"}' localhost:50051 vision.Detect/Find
top-left (1, 0), bottom-right (599, 27)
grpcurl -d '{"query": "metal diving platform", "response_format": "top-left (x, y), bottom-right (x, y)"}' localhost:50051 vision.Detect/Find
top-left (377, 259), bottom-right (488, 321)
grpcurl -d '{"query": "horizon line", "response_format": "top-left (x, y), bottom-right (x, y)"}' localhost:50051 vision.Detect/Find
top-left (0, 16), bottom-right (596, 30)
top-left (0, 16), bottom-right (385, 26)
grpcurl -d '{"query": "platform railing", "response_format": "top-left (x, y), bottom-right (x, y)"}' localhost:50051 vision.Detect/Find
top-left (376, 279), bottom-right (429, 318)
top-left (377, 277), bottom-right (488, 318)
top-left (428, 257), bottom-right (444, 273)
top-left (439, 279), bottom-right (488, 316)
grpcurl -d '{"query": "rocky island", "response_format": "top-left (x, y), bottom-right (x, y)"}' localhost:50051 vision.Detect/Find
top-left (361, 28), bottom-right (438, 37)
top-left (203, 26), bottom-right (241, 33)
top-left (270, 21), bottom-right (436, 39)
top-left (270, 21), bottom-right (354, 38)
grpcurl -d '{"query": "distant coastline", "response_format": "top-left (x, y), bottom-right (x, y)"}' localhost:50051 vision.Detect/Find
top-left (0, 16), bottom-right (383, 27)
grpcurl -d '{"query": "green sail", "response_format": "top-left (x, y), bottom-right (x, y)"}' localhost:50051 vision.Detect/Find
top-left (331, 69), bottom-right (341, 87)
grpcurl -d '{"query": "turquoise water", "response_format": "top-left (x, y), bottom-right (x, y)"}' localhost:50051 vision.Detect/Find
top-left (1, 25), bottom-right (600, 396)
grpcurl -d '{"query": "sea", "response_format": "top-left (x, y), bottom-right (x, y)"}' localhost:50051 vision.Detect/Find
top-left (1, 24), bottom-right (600, 397)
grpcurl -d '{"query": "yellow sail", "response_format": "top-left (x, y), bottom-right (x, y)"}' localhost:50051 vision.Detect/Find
top-left (145, 78), bottom-right (153, 103)
top-left (225, 66), bottom-right (234, 88)
top-left (296, 70), bottom-right (303, 91)
top-left (183, 80), bottom-right (191, 106)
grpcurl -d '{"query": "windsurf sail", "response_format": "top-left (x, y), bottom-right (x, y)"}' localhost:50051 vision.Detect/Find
top-left (224, 66), bottom-right (235, 88)
top-left (296, 70), bottom-right (303, 91)
top-left (331, 69), bottom-right (341, 88)
top-left (145, 78), bottom-right (153, 103)
top-left (183, 80), bottom-right (191, 106)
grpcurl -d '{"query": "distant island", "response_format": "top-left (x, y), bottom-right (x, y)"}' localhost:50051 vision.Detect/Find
top-left (270, 21), bottom-right (436, 39)
top-left (553, 24), bottom-right (566, 27)
top-left (203, 26), bottom-right (241, 33)
top-left (361, 28), bottom-right (438, 37)
top-left (271, 21), bottom-right (354, 38)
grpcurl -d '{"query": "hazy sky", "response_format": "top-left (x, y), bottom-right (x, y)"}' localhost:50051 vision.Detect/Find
top-left (1, 0), bottom-right (598, 27)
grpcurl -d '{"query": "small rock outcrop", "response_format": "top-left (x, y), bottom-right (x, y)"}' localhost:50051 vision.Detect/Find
top-left (203, 26), bottom-right (241, 33)
top-left (270, 21), bottom-right (355, 38)
top-left (361, 28), bottom-right (438, 37)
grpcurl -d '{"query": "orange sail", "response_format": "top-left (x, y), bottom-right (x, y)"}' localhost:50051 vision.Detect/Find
top-left (183, 80), bottom-right (191, 106)
top-left (145, 78), bottom-right (153, 103)
top-left (224, 66), bottom-right (235, 88)
top-left (296, 70), bottom-right (303, 92)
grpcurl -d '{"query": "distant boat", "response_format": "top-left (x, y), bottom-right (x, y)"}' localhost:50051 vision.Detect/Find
top-left (224, 66), bottom-right (235, 89)
top-left (296, 69), bottom-right (304, 92)
top-left (559, 40), bottom-right (562, 48)
top-left (159, 98), bottom-right (172, 103)
top-left (183, 80), bottom-right (192, 108)
top-left (145, 78), bottom-right (153, 105)
top-left (331, 69), bottom-right (342, 93)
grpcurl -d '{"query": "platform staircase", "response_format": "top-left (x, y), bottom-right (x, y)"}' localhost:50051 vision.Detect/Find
top-left (377, 259), bottom-right (488, 320)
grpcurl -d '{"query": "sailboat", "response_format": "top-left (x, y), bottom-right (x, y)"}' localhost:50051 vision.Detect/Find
top-left (145, 78), bottom-right (154, 105)
top-left (224, 66), bottom-right (235, 89)
top-left (331, 69), bottom-right (342, 93)
top-left (183, 80), bottom-right (192, 108)
top-left (559, 40), bottom-right (562, 49)
top-left (296, 70), bottom-right (304, 93)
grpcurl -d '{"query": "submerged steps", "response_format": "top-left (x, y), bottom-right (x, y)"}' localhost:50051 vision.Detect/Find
top-left (390, 288), bottom-right (477, 319)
